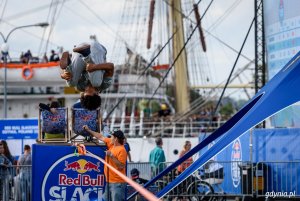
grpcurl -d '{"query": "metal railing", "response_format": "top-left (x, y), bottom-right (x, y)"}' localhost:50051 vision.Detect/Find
top-left (155, 161), bottom-right (245, 200)
top-left (128, 161), bottom-right (300, 200)
top-left (109, 118), bottom-right (225, 137)
top-left (127, 161), bottom-right (235, 200)
top-left (255, 161), bottom-right (300, 199)
top-left (0, 165), bottom-right (31, 201)
top-left (38, 108), bottom-right (224, 142)
top-left (2, 161), bottom-right (299, 200)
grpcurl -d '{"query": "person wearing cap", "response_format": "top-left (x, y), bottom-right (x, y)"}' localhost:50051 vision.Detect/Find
top-left (130, 168), bottom-right (148, 185)
top-left (158, 103), bottom-right (171, 117)
top-left (60, 36), bottom-right (114, 110)
top-left (83, 125), bottom-right (127, 201)
top-left (149, 137), bottom-right (166, 178)
top-left (129, 168), bottom-right (148, 201)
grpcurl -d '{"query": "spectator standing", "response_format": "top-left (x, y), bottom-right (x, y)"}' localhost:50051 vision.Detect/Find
top-left (124, 138), bottom-right (132, 162)
top-left (158, 103), bottom-right (171, 117)
top-left (23, 50), bottom-right (32, 63)
top-left (50, 50), bottom-right (59, 62)
top-left (0, 140), bottom-right (14, 165)
top-left (17, 145), bottom-right (32, 201)
top-left (177, 141), bottom-right (193, 174)
top-left (0, 141), bottom-right (12, 201)
top-left (83, 126), bottom-right (127, 201)
top-left (149, 137), bottom-right (166, 178)
top-left (20, 52), bottom-right (27, 63)
top-left (0, 140), bottom-right (15, 200)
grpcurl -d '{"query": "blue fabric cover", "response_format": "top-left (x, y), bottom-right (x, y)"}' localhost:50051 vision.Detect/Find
top-left (127, 51), bottom-right (300, 200)
top-left (73, 109), bottom-right (99, 136)
top-left (41, 108), bottom-right (67, 134)
top-left (155, 50), bottom-right (300, 198)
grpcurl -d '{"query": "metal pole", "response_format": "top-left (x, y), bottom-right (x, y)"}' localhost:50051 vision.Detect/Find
top-left (3, 53), bottom-right (7, 118)
top-left (1, 42), bottom-right (9, 119)
top-left (250, 128), bottom-right (253, 163)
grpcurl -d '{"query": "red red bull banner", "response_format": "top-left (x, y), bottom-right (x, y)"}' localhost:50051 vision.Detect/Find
top-left (32, 144), bottom-right (106, 201)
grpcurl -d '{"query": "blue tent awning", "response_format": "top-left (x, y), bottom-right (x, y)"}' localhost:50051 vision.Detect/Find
top-left (156, 51), bottom-right (300, 197)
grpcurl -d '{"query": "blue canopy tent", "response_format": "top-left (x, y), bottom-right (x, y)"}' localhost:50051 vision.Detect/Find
top-left (155, 51), bottom-right (300, 197)
top-left (128, 51), bottom-right (300, 199)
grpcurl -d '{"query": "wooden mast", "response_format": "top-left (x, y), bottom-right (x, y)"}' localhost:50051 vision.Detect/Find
top-left (170, 0), bottom-right (190, 113)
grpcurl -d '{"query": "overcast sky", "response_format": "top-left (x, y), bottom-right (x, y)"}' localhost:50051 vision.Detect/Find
top-left (0, 0), bottom-right (124, 56)
top-left (0, 0), bottom-right (256, 99)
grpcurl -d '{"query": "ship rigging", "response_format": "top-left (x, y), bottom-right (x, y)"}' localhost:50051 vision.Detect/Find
top-left (0, 0), bottom-right (255, 134)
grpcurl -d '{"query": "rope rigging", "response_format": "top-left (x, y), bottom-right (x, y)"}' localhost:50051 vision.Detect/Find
top-left (103, 29), bottom-right (177, 122)
top-left (78, 0), bottom-right (132, 53)
top-left (37, 0), bottom-right (55, 56)
top-left (0, 0), bottom-right (70, 21)
top-left (210, 2), bottom-right (261, 123)
top-left (44, 0), bottom-right (66, 54)
top-left (150, 0), bottom-right (214, 100)
top-left (0, 0), bottom-right (8, 24)
top-left (174, 60), bottom-right (254, 122)
top-left (104, 0), bottom-right (215, 121)
top-left (207, 0), bottom-right (242, 32)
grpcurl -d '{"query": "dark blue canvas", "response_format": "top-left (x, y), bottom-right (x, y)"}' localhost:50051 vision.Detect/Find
top-left (156, 51), bottom-right (300, 197)
top-left (72, 108), bottom-right (99, 137)
top-left (41, 108), bottom-right (67, 134)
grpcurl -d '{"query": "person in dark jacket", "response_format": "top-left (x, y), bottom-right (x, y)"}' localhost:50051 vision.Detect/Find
top-left (130, 168), bottom-right (148, 185)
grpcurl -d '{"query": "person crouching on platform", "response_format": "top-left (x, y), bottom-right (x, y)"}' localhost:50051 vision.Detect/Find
top-left (83, 125), bottom-right (127, 201)
top-left (60, 38), bottom-right (114, 110)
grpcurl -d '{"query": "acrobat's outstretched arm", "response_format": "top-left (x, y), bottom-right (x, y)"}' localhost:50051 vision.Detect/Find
top-left (83, 125), bottom-right (104, 141)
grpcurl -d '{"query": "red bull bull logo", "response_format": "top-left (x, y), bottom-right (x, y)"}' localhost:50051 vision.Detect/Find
top-left (79, 114), bottom-right (93, 121)
top-left (64, 159), bottom-right (100, 173)
top-left (64, 161), bottom-right (81, 171)
top-left (49, 114), bottom-right (63, 122)
top-left (60, 159), bottom-right (103, 186)
top-left (42, 154), bottom-right (105, 201)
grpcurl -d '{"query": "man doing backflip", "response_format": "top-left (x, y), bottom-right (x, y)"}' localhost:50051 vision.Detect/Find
top-left (60, 39), bottom-right (114, 110)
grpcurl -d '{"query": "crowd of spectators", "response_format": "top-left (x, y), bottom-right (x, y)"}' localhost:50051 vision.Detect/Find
top-left (0, 50), bottom-right (60, 64)
top-left (102, 103), bottom-right (226, 137)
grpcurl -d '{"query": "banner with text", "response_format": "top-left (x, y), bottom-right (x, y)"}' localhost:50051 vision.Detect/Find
top-left (0, 119), bottom-right (38, 139)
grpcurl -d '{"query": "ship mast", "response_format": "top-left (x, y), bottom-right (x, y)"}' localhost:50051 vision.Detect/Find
top-left (170, 0), bottom-right (190, 113)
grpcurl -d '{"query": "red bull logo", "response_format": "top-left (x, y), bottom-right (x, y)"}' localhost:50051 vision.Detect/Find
top-left (59, 174), bottom-right (104, 186)
top-left (64, 161), bottom-right (80, 171)
top-left (42, 154), bottom-right (105, 201)
top-left (49, 114), bottom-right (62, 122)
top-left (84, 161), bottom-right (100, 172)
top-left (64, 159), bottom-right (100, 173)
top-left (231, 138), bottom-right (242, 188)
top-left (80, 114), bottom-right (93, 121)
